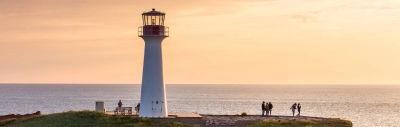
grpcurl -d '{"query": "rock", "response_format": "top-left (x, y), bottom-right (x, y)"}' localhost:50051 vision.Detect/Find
top-left (215, 121), bottom-right (220, 125)
top-left (229, 120), bottom-right (235, 126)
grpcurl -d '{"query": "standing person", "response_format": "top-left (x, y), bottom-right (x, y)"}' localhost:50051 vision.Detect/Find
top-left (290, 103), bottom-right (297, 116)
top-left (118, 100), bottom-right (123, 107)
top-left (268, 102), bottom-right (273, 116)
top-left (137, 103), bottom-right (140, 113)
top-left (297, 103), bottom-right (301, 116)
top-left (261, 101), bottom-right (266, 117)
top-left (265, 102), bottom-right (269, 117)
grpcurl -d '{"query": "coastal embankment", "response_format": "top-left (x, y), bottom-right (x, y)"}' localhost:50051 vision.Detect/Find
top-left (0, 111), bottom-right (352, 127)
top-left (0, 111), bottom-right (41, 121)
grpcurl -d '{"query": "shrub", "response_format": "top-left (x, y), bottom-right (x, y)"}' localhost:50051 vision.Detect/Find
top-left (241, 112), bottom-right (247, 116)
top-left (161, 121), bottom-right (191, 127)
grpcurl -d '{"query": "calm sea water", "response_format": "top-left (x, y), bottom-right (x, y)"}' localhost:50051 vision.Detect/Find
top-left (0, 84), bottom-right (399, 127)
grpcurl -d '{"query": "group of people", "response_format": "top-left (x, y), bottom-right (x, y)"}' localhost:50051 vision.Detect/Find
top-left (261, 102), bottom-right (302, 117)
top-left (118, 100), bottom-right (140, 112)
top-left (261, 101), bottom-right (273, 117)
top-left (290, 103), bottom-right (301, 116)
top-left (119, 100), bottom-right (301, 117)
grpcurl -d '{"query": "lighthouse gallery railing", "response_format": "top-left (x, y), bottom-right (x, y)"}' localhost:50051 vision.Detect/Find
top-left (138, 26), bottom-right (169, 37)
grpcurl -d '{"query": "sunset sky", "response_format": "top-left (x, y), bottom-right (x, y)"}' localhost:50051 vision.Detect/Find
top-left (1, 0), bottom-right (400, 84)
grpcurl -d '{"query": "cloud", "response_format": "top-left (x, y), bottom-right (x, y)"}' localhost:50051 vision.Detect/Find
top-left (344, 0), bottom-right (400, 10)
top-left (285, 0), bottom-right (373, 23)
top-left (0, 13), bottom-right (26, 18)
top-left (177, 2), bottom-right (244, 17)
top-left (43, 20), bottom-right (105, 27)
top-left (378, 6), bottom-right (398, 9)
top-left (176, 0), bottom-right (277, 17)
top-left (326, 26), bottom-right (340, 30)
top-left (290, 11), bottom-right (320, 22)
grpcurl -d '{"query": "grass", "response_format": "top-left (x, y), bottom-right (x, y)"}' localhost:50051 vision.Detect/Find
top-left (159, 121), bottom-right (192, 127)
top-left (0, 111), bottom-right (353, 127)
top-left (246, 118), bottom-right (352, 127)
top-left (0, 111), bottom-right (190, 127)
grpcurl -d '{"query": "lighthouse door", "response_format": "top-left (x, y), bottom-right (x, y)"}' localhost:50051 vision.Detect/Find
top-left (152, 100), bottom-right (163, 112)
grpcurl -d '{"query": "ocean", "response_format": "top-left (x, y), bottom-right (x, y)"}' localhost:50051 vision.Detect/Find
top-left (0, 84), bottom-right (399, 127)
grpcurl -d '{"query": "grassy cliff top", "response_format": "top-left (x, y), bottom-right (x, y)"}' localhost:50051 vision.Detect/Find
top-left (0, 111), bottom-right (180, 127)
top-left (0, 111), bottom-right (352, 127)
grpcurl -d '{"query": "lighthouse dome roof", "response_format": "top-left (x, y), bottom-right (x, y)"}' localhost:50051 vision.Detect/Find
top-left (142, 8), bottom-right (165, 15)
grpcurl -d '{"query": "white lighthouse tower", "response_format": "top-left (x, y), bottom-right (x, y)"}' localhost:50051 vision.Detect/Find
top-left (138, 8), bottom-right (169, 118)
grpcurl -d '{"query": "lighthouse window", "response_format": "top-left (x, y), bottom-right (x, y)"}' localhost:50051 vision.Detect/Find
top-left (142, 13), bottom-right (165, 26)
top-left (145, 16), bottom-right (148, 25)
top-left (161, 15), bottom-right (164, 25)
top-left (142, 15), bottom-right (145, 25)
top-left (156, 101), bottom-right (158, 104)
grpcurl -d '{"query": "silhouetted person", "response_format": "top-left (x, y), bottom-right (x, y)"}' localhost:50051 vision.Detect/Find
top-left (290, 103), bottom-right (297, 116)
top-left (137, 103), bottom-right (140, 113)
top-left (118, 100), bottom-right (122, 107)
top-left (297, 103), bottom-right (301, 116)
top-left (265, 102), bottom-right (269, 117)
top-left (268, 102), bottom-right (273, 115)
top-left (261, 101), bottom-right (266, 117)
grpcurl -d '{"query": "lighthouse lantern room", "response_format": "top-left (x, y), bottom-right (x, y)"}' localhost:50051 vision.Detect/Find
top-left (139, 8), bottom-right (169, 37)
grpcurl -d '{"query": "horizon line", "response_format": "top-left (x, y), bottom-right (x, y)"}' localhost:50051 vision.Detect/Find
top-left (0, 83), bottom-right (399, 85)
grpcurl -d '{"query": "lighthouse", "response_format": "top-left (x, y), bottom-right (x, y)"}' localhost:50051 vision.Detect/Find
top-left (138, 8), bottom-right (169, 118)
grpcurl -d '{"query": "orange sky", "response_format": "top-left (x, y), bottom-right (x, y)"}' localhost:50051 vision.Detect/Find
top-left (1, 0), bottom-right (400, 84)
